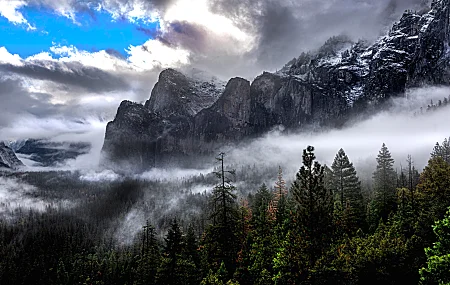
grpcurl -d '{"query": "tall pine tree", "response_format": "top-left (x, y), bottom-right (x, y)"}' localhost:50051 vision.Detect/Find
top-left (136, 221), bottom-right (160, 285)
top-left (291, 146), bottom-right (334, 266)
top-left (157, 219), bottom-right (185, 285)
top-left (330, 148), bottom-right (365, 233)
top-left (203, 152), bottom-right (239, 278)
top-left (373, 143), bottom-right (397, 222)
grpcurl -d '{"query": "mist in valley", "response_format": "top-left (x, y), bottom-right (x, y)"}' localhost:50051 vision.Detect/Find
top-left (1, 85), bottom-right (449, 246)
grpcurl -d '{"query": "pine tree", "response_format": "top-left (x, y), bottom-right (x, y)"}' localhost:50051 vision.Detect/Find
top-left (291, 146), bottom-right (334, 266)
top-left (251, 184), bottom-right (272, 220)
top-left (248, 185), bottom-right (275, 285)
top-left (269, 167), bottom-right (288, 220)
top-left (373, 143), bottom-right (397, 222)
top-left (203, 152), bottom-right (239, 277)
top-left (184, 225), bottom-right (201, 284)
top-left (137, 221), bottom-right (160, 285)
top-left (157, 219), bottom-right (185, 285)
top-left (330, 148), bottom-right (365, 233)
top-left (431, 137), bottom-right (450, 163)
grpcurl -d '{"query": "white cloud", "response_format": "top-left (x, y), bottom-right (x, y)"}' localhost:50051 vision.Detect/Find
top-left (0, 46), bottom-right (24, 66)
top-left (0, 0), bottom-right (27, 24)
top-left (25, 42), bottom-right (190, 73)
top-left (99, 0), bottom-right (159, 23)
top-left (162, 0), bottom-right (253, 45)
top-left (127, 39), bottom-right (190, 70)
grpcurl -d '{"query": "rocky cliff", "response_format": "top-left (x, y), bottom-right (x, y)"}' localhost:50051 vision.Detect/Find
top-left (0, 142), bottom-right (24, 170)
top-left (102, 0), bottom-right (450, 171)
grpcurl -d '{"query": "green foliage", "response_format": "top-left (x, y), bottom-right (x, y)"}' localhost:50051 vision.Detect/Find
top-left (420, 207), bottom-right (450, 285)
top-left (203, 153), bottom-right (240, 278)
top-left (317, 217), bottom-right (416, 284)
top-left (330, 148), bottom-right (365, 234)
top-left (373, 143), bottom-right (397, 222)
top-left (136, 221), bottom-right (160, 285)
top-left (291, 146), bottom-right (334, 266)
top-left (4, 142), bottom-right (450, 284)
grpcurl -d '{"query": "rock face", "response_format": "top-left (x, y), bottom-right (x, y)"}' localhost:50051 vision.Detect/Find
top-left (0, 142), bottom-right (24, 170)
top-left (102, 0), bottom-right (450, 171)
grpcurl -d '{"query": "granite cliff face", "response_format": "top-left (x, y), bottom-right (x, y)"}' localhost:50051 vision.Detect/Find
top-left (102, 0), bottom-right (450, 171)
top-left (0, 142), bottom-right (24, 170)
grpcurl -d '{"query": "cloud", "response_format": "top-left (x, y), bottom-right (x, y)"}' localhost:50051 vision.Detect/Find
top-left (0, 62), bottom-right (130, 94)
top-left (24, 0), bottom-right (173, 23)
top-left (126, 38), bottom-right (190, 70)
top-left (0, 78), bottom-right (61, 127)
top-left (2, 0), bottom-right (428, 80)
top-left (0, 0), bottom-right (35, 29)
top-left (208, 0), bottom-right (427, 73)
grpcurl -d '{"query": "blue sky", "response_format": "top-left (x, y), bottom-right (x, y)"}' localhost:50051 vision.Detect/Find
top-left (0, 5), bottom-right (159, 58)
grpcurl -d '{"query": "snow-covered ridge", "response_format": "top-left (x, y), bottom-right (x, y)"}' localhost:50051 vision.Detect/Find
top-left (273, 1), bottom-right (448, 106)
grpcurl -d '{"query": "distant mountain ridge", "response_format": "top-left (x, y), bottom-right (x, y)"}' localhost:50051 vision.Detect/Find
top-left (15, 139), bottom-right (91, 167)
top-left (0, 142), bottom-right (24, 170)
top-left (101, 0), bottom-right (450, 171)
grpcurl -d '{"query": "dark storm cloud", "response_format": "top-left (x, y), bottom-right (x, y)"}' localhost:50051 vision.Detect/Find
top-left (208, 0), bottom-right (428, 71)
top-left (0, 78), bottom-right (61, 126)
top-left (0, 61), bottom-right (130, 94)
top-left (162, 21), bottom-right (209, 52)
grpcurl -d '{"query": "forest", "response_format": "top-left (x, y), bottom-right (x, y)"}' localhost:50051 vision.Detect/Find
top-left (1, 138), bottom-right (450, 285)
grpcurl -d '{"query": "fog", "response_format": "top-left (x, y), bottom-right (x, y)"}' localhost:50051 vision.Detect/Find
top-left (1, 85), bottom-right (449, 244)
top-left (0, 176), bottom-right (72, 217)
top-left (224, 86), bottom-right (450, 181)
top-left (138, 167), bottom-right (214, 181)
top-left (10, 85), bottom-right (450, 183)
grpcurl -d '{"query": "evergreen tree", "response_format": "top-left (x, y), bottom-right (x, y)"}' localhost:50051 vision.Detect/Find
top-left (291, 146), bottom-right (334, 267)
top-left (251, 184), bottom-right (272, 220)
top-left (373, 143), bottom-right (397, 222)
top-left (136, 221), bottom-right (160, 285)
top-left (184, 225), bottom-right (202, 284)
top-left (416, 156), bottom-right (450, 242)
top-left (203, 153), bottom-right (239, 277)
top-left (157, 219), bottom-right (185, 285)
top-left (431, 137), bottom-right (450, 164)
top-left (234, 199), bottom-right (253, 285)
top-left (330, 148), bottom-right (365, 233)
top-left (269, 167), bottom-right (288, 220)
top-left (248, 186), bottom-right (275, 284)
top-left (406, 155), bottom-right (420, 211)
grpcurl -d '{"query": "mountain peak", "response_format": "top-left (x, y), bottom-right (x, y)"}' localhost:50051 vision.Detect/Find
top-left (101, 0), bottom-right (450, 171)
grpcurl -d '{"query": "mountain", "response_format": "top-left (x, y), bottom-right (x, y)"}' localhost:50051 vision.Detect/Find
top-left (0, 142), bottom-right (24, 170)
top-left (101, 0), bottom-right (450, 171)
top-left (15, 139), bottom-right (91, 167)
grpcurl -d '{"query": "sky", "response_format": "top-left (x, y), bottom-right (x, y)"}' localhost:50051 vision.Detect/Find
top-left (0, 0), bottom-right (430, 168)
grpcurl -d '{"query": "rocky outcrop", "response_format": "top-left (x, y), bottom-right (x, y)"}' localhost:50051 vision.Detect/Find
top-left (0, 142), bottom-right (24, 170)
top-left (101, 0), bottom-right (450, 171)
